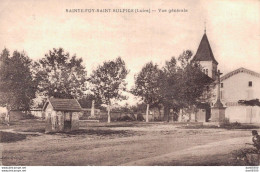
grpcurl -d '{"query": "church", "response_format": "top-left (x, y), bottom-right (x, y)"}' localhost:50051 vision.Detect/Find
top-left (192, 31), bottom-right (260, 124)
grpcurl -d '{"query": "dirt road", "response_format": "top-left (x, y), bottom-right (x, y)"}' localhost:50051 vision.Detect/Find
top-left (122, 136), bottom-right (251, 165)
top-left (1, 122), bottom-right (254, 166)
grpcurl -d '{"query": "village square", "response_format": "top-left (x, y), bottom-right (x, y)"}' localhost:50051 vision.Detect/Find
top-left (0, 0), bottom-right (260, 168)
top-left (0, 28), bottom-right (260, 166)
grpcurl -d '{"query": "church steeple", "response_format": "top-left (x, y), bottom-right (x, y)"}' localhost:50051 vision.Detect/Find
top-left (193, 32), bottom-right (218, 80)
top-left (193, 33), bottom-right (218, 64)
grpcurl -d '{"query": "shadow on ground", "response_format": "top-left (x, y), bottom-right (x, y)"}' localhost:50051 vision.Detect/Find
top-left (0, 131), bottom-right (27, 143)
top-left (47, 128), bottom-right (142, 138)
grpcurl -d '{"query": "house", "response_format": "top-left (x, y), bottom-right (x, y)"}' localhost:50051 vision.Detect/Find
top-left (191, 30), bottom-right (260, 123)
top-left (220, 68), bottom-right (260, 123)
top-left (43, 98), bottom-right (82, 133)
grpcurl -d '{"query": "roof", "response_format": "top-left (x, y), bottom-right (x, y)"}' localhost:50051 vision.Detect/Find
top-left (193, 33), bottom-right (218, 64)
top-left (43, 98), bottom-right (82, 112)
top-left (221, 67), bottom-right (260, 81)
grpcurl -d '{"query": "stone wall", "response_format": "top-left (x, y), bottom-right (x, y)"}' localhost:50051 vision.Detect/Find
top-left (45, 111), bottom-right (80, 133)
top-left (226, 106), bottom-right (260, 123)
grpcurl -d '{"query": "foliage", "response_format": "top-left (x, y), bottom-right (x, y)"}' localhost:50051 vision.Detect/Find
top-left (160, 50), bottom-right (213, 120)
top-left (0, 49), bottom-right (37, 111)
top-left (238, 99), bottom-right (260, 106)
top-left (116, 115), bottom-right (135, 121)
top-left (177, 51), bottom-right (213, 108)
top-left (34, 48), bottom-right (87, 100)
top-left (90, 57), bottom-right (129, 122)
top-left (78, 94), bottom-right (103, 109)
top-left (232, 148), bottom-right (258, 165)
top-left (90, 57), bottom-right (129, 106)
top-left (131, 62), bottom-right (162, 107)
top-left (137, 113), bottom-right (145, 121)
top-left (127, 103), bottom-right (147, 114)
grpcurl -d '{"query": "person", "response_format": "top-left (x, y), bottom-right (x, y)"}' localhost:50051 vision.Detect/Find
top-left (252, 130), bottom-right (260, 153)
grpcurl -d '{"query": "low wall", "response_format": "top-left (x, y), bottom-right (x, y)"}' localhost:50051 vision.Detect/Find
top-left (225, 106), bottom-right (260, 123)
top-left (9, 111), bottom-right (27, 121)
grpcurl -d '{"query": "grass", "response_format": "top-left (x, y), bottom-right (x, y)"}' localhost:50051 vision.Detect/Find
top-left (47, 128), bottom-right (140, 138)
top-left (183, 123), bottom-right (260, 130)
top-left (0, 131), bottom-right (27, 143)
top-left (231, 148), bottom-right (260, 166)
top-left (0, 119), bottom-right (45, 131)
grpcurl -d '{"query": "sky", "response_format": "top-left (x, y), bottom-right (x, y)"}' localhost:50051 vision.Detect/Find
top-left (0, 0), bottom-right (259, 105)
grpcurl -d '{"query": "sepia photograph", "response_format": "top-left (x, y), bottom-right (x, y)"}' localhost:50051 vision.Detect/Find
top-left (0, 0), bottom-right (260, 171)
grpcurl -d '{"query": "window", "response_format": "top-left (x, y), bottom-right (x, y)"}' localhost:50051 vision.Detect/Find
top-left (206, 69), bottom-right (208, 75)
top-left (203, 69), bottom-right (205, 73)
top-left (221, 83), bottom-right (223, 88)
top-left (249, 81), bottom-right (252, 87)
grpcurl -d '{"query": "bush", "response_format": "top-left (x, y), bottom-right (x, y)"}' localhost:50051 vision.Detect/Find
top-left (25, 113), bottom-right (38, 119)
top-left (232, 148), bottom-right (259, 165)
top-left (137, 113), bottom-right (145, 121)
top-left (154, 117), bottom-right (163, 121)
top-left (222, 118), bottom-right (230, 125)
top-left (117, 115), bottom-right (135, 121)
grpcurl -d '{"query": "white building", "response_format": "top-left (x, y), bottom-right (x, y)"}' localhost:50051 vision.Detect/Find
top-left (220, 68), bottom-right (260, 123)
top-left (193, 31), bottom-right (260, 123)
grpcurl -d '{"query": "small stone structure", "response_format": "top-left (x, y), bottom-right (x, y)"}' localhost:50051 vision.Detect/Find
top-left (43, 98), bottom-right (82, 133)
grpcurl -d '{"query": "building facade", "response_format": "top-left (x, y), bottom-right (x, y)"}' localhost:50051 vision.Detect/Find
top-left (43, 98), bottom-right (82, 133)
top-left (220, 68), bottom-right (260, 123)
top-left (193, 32), bottom-right (260, 123)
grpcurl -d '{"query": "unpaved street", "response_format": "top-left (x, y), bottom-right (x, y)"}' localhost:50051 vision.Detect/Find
top-left (0, 121), bottom-right (255, 166)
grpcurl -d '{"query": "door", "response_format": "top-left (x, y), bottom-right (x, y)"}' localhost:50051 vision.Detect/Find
top-left (64, 112), bottom-right (72, 131)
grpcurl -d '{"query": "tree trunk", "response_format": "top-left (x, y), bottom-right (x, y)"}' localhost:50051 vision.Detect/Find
top-left (158, 107), bottom-right (161, 120)
top-left (146, 104), bottom-right (149, 123)
top-left (107, 105), bottom-right (111, 123)
top-left (188, 106), bottom-right (192, 122)
top-left (5, 104), bottom-right (10, 126)
top-left (164, 105), bottom-right (170, 122)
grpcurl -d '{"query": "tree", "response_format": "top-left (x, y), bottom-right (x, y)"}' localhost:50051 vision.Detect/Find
top-left (0, 49), bottom-right (37, 124)
top-left (159, 56), bottom-right (180, 122)
top-left (34, 48), bottom-right (87, 100)
top-left (160, 50), bottom-right (213, 121)
top-left (78, 94), bottom-right (103, 109)
top-left (132, 62), bottom-right (162, 122)
top-left (90, 57), bottom-right (129, 123)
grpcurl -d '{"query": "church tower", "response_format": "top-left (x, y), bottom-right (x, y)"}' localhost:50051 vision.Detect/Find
top-left (193, 32), bottom-right (218, 80)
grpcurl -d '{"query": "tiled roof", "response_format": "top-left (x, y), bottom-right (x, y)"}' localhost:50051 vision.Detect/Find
top-left (221, 67), bottom-right (260, 81)
top-left (44, 98), bottom-right (82, 111)
top-left (193, 33), bottom-right (218, 64)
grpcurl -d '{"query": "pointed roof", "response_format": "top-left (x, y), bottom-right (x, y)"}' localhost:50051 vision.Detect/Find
top-left (193, 33), bottom-right (218, 64)
top-left (43, 98), bottom-right (82, 112)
